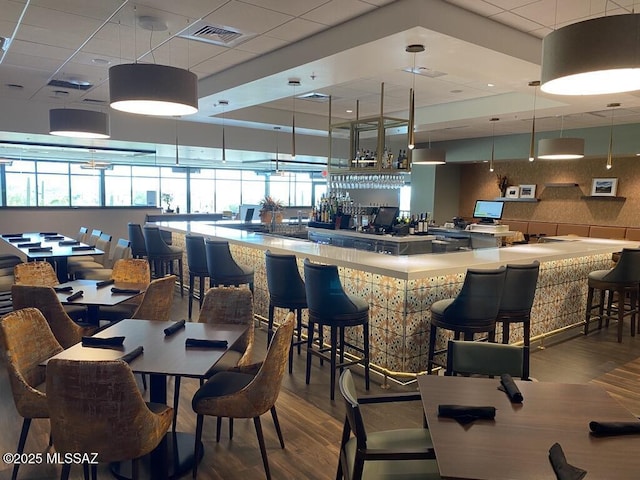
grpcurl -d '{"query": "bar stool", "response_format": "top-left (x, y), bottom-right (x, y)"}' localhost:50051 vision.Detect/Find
top-left (495, 261), bottom-right (539, 379)
top-left (142, 225), bottom-right (184, 296)
top-left (186, 235), bottom-right (210, 319)
top-left (128, 223), bottom-right (147, 259)
top-left (205, 240), bottom-right (254, 292)
top-left (303, 258), bottom-right (370, 400)
top-left (265, 250), bottom-right (307, 373)
top-left (427, 266), bottom-right (506, 374)
top-left (584, 247), bottom-right (640, 343)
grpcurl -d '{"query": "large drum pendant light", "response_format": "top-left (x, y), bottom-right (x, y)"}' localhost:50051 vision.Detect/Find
top-left (541, 14), bottom-right (640, 95)
top-left (49, 108), bottom-right (110, 139)
top-left (537, 138), bottom-right (585, 160)
top-left (109, 63), bottom-right (198, 116)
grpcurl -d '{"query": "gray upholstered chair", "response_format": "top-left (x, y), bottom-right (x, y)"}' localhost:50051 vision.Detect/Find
top-left (205, 239), bottom-right (254, 292)
top-left (186, 235), bottom-right (209, 319)
top-left (128, 223), bottom-right (147, 259)
top-left (143, 225), bottom-right (183, 295)
top-left (445, 340), bottom-right (528, 379)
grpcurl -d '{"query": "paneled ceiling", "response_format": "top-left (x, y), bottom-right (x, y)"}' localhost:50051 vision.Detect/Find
top-left (0, 0), bottom-right (639, 170)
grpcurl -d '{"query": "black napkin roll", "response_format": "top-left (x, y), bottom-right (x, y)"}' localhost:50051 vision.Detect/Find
top-left (548, 442), bottom-right (587, 480)
top-left (59, 240), bottom-right (80, 246)
top-left (111, 287), bottom-right (141, 294)
top-left (438, 404), bottom-right (496, 420)
top-left (8, 237), bottom-right (28, 242)
top-left (72, 245), bottom-right (94, 251)
top-left (81, 336), bottom-right (126, 347)
top-left (120, 346), bottom-right (144, 363)
top-left (96, 279), bottom-right (115, 288)
top-left (39, 231), bottom-right (57, 236)
top-left (29, 246), bottom-right (52, 252)
top-left (66, 290), bottom-right (84, 301)
top-left (2, 233), bottom-right (24, 237)
top-left (164, 319), bottom-right (186, 336)
top-left (185, 338), bottom-right (228, 349)
top-left (53, 286), bottom-right (73, 292)
top-left (18, 242), bottom-right (40, 248)
top-left (589, 420), bottom-right (640, 436)
top-left (44, 235), bottom-right (65, 241)
top-left (500, 374), bottom-right (524, 403)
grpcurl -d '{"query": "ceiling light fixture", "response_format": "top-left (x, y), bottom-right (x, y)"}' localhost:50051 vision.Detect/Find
top-left (174, 118), bottom-right (179, 165)
top-left (219, 100), bottom-right (228, 163)
top-left (49, 108), bottom-right (110, 139)
top-left (541, 14), bottom-right (640, 95)
top-left (528, 80), bottom-right (540, 161)
top-left (537, 116), bottom-right (584, 160)
top-left (288, 79), bottom-right (300, 159)
top-left (411, 136), bottom-right (446, 165)
top-left (273, 126), bottom-right (285, 176)
top-left (80, 160), bottom-right (110, 170)
top-left (406, 44), bottom-right (425, 150)
top-left (606, 102), bottom-right (621, 170)
top-left (489, 118), bottom-right (499, 172)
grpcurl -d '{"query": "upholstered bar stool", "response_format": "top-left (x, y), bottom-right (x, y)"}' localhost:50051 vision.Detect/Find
top-left (205, 240), bottom-right (254, 292)
top-left (142, 225), bottom-right (183, 296)
top-left (303, 258), bottom-right (370, 400)
top-left (427, 266), bottom-right (506, 374)
top-left (265, 250), bottom-right (307, 373)
top-left (186, 235), bottom-right (210, 319)
top-left (127, 223), bottom-right (147, 259)
top-left (584, 247), bottom-right (640, 343)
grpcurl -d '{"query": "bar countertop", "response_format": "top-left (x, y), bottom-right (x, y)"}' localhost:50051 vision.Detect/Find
top-left (154, 221), bottom-right (636, 280)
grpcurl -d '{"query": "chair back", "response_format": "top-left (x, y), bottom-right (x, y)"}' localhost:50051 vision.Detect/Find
top-left (303, 259), bottom-right (360, 317)
top-left (265, 250), bottom-right (306, 306)
top-left (76, 226), bottom-right (89, 243)
top-left (445, 340), bottom-right (527, 379)
top-left (603, 248), bottom-right (640, 283)
top-left (46, 358), bottom-right (172, 462)
top-left (111, 258), bottom-right (151, 284)
top-left (94, 232), bottom-right (112, 265)
top-left (132, 275), bottom-right (176, 321)
top-left (86, 229), bottom-right (102, 247)
top-left (127, 223), bottom-right (147, 258)
top-left (14, 261), bottom-right (59, 286)
top-left (105, 238), bottom-right (131, 268)
top-left (0, 308), bottom-right (63, 419)
top-left (11, 284), bottom-right (87, 349)
top-left (142, 225), bottom-right (173, 255)
top-left (199, 287), bottom-right (254, 366)
top-left (205, 240), bottom-right (244, 277)
top-left (186, 235), bottom-right (209, 275)
top-left (442, 267), bottom-right (507, 326)
top-left (338, 369), bottom-right (368, 451)
top-left (499, 261), bottom-right (540, 313)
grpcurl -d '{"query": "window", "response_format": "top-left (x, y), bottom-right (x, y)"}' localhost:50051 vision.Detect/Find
top-left (5, 160), bottom-right (36, 206)
top-left (70, 163), bottom-right (100, 206)
top-left (105, 165), bottom-right (132, 206)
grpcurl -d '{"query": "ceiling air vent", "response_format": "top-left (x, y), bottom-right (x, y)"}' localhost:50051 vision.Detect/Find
top-left (82, 98), bottom-right (106, 104)
top-left (403, 66), bottom-right (446, 79)
top-left (47, 79), bottom-right (92, 91)
top-left (298, 92), bottom-right (330, 102)
top-left (178, 20), bottom-right (255, 47)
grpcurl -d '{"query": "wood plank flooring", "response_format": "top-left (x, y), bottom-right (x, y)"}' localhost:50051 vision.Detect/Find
top-left (2, 293), bottom-right (640, 479)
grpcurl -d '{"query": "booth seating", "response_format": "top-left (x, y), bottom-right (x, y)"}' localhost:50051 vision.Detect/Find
top-left (502, 219), bottom-right (636, 243)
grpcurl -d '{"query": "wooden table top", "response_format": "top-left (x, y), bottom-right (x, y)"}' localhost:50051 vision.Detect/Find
top-left (48, 319), bottom-right (248, 378)
top-left (418, 375), bottom-right (640, 480)
top-left (56, 279), bottom-right (146, 307)
top-left (1, 232), bottom-right (104, 259)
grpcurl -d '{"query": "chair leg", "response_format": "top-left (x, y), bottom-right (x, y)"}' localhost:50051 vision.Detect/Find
top-left (193, 415), bottom-right (204, 479)
top-left (188, 273), bottom-right (195, 319)
top-left (229, 418), bottom-right (234, 440)
top-left (305, 321), bottom-right (314, 385)
top-left (131, 458), bottom-right (140, 480)
top-left (216, 417), bottom-right (222, 442)
top-left (501, 321), bottom-right (510, 344)
top-left (198, 276), bottom-right (205, 310)
top-left (253, 416), bottom-right (271, 480)
top-left (330, 325), bottom-right (338, 401)
top-left (363, 321), bottom-right (370, 391)
top-left (82, 462), bottom-right (89, 480)
top-left (268, 303), bottom-right (275, 346)
top-left (90, 463), bottom-right (97, 480)
top-left (296, 308), bottom-right (303, 355)
top-left (61, 463), bottom-right (71, 480)
top-left (270, 406), bottom-right (285, 449)
top-left (178, 259), bottom-right (184, 297)
top-left (12, 417), bottom-right (31, 480)
top-left (585, 285), bottom-right (595, 335)
top-left (427, 324), bottom-right (437, 374)
top-left (173, 376), bottom-right (181, 432)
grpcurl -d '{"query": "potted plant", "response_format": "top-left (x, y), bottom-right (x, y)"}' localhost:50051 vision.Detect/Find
top-left (259, 195), bottom-right (284, 224)
top-left (161, 192), bottom-right (174, 213)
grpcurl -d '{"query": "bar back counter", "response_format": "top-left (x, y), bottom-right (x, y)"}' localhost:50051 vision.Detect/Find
top-left (152, 220), bottom-right (634, 378)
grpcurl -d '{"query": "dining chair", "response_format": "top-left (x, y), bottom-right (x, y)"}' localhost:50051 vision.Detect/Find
top-left (67, 232), bottom-right (112, 277)
top-left (75, 226), bottom-right (89, 243)
top-left (445, 340), bottom-right (529, 380)
top-left (142, 225), bottom-right (184, 295)
top-left (185, 235), bottom-right (210, 319)
top-left (46, 358), bottom-right (173, 480)
top-left (72, 237), bottom-right (131, 279)
top-left (131, 274), bottom-right (176, 321)
top-left (336, 369), bottom-right (440, 480)
top-left (11, 284), bottom-right (96, 348)
top-left (0, 307), bottom-right (63, 480)
top-left (191, 313), bottom-right (294, 480)
top-left (128, 223), bottom-right (148, 259)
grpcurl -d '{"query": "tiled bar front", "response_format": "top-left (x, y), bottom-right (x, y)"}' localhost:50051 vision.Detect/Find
top-left (164, 223), bottom-right (622, 377)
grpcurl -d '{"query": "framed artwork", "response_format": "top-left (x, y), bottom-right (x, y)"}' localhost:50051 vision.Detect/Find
top-left (505, 186), bottom-right (520, 198)
top-left (591, 178), bottom-right (618, 197)
top-left (519, 184), bottom-right (536, 199)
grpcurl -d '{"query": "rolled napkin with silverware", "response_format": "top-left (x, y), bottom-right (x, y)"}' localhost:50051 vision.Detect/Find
top-left (96, 279), bottom-right (115, 288)
top-left (185, 338), bottom-right (228, 349)
top-left (29, 246), bottom-right (52, 252)
top-left (66, 290), bottom-right (84, 301)
top-left (59, 240), bottom-right (80, 246)
top-left (53, 286), bottom-right (73, 292)
top-left (111, 287), bottom-right (141, 294)
top-left (44, 235), bottom-right (64, 241)
top-left (589, 420), bottom-right (640, 436)
top-left (119, 346), bottom-right (144, 363)
top-left (500, 373), bottom-right (524, 403)
top-left (18, 242), bottom-right (40, 248)
top-left (438, 404), bottom-right (496, 425)
top-left (39, 231), bottom-right (57, 236)
top-left (164, 319), bottom-right (186, 336)
top-left (2, 233), bottom-right (24, 237)
top-left (8, 237), bottom-right (28, 242)
top-left (72, 245), bottom-right (94, 251)
top-left (81, 336), bottom-right (126, 348)
top-left (548, 442), bottom-right (587, 480)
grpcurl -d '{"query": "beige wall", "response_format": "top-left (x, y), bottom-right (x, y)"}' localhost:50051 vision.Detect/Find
top-left (459, 156), bottom-right (640, 227)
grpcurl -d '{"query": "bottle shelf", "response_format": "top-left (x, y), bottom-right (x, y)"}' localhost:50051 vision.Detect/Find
top-left (493, 198), bottom-right (539, 202)
top-left (544, 183), bottom-right (579, 187)
top-left (580, 196), bottom-right (626, 201)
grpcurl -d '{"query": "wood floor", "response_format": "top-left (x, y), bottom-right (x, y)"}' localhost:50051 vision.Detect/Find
top-left (2, 293), bottom-right (640, 479)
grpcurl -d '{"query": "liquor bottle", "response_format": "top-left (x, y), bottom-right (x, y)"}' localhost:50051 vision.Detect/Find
top-left (418, 213), bottom-right (425, 233)
top-left (409, 215), bottom-right (416, 235)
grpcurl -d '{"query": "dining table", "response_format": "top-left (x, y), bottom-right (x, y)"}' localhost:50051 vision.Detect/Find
top-left (1, 231), bottom-right (104, 282)
top-left (418, 374), bottom-right (640, 480)
top-left (46, 318), bottom-right (249, 480)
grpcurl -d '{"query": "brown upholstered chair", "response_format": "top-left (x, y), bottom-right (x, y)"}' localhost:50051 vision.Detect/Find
top-left (131, 274), bottom-right (176, 321)
top-left (13, 261), bottom-right (87, 321)
top-left (11, 284), bottom-right (96, 349)
top-left (46, 358), bottom-right (173, 480)
top-left (191, 313), bottom-right (294, 480)
top-left (0, 308), bottom-right (63, 480)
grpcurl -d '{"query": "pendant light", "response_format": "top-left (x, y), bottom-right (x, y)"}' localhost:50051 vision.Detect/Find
top-left (606, 102), bottom-right (620, 170)
top-left (537, 116), bottom-right (584, 160)
top-left (174, 118), bottom-right (179, 165)
top-left (412, 136), bottom-right (446, 165)
top-left (541, 13), bottom-right (640, 95)
top-left (489, 118), bottom-right (499, 172)
top-left (406, 44), bottom-right (425, 150)
top-left (49, 108), bottom-right (110, 139)
top-left (288, 79), bottom-right (300, 159)
top-left (219, 100), bottom-right (228, 163)
top-left (273, 126), bottom-right (284, 176)
top-left (528, 81), bottom-right (539, 161)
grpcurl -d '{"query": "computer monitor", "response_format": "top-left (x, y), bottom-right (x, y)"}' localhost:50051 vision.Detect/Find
top-left (244, 208), bottom-right (255, 222)
top-left (372, 206), bottom-right (399, 230)
top-left (472, 200), bottom-right (504, 223)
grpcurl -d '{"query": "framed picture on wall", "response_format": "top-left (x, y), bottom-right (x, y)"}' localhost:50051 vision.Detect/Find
top-left (505, 186), bottom-right (520, 198)
top-left (519, 184), bottom-right (536, 199)
top-left (591, 178), bottom-right (618, 196)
